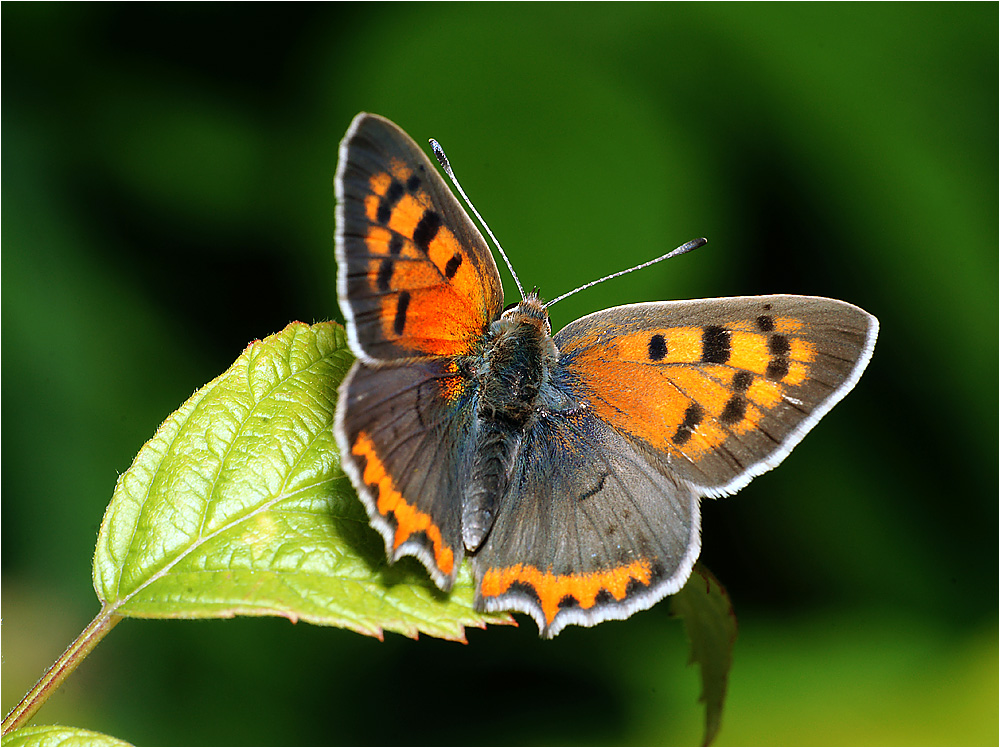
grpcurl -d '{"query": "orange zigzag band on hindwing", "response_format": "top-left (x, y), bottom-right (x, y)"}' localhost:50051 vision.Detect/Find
top-left (481, 560), bottom-right (653, 624)
top-left (352, 430), bottom-right (455, 575)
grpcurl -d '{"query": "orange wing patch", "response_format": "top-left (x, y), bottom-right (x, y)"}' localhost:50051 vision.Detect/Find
top-left (352, 430), bottom-right (455, 575)
top-left (436, 360), bottom-right (470, 403)
top-left (358, 166), bottom-right (491, 356)
top-left (481, 560), bottom-right (653, 626)
top-left (564, 317), bottom-right (817, 458)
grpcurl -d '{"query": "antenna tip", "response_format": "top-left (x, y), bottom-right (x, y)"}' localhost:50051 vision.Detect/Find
top-left (663, 237), bottom-right (708, 261)
top-left (429, 138), bottom-right (452, 173)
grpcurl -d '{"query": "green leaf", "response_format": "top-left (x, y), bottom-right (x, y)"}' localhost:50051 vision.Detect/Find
top-left (92, 321), bottom-right (511, 640)
top-left (670, 564), bottom-right (738, 746)
top-left (1, 725), bottom-right (132, 747)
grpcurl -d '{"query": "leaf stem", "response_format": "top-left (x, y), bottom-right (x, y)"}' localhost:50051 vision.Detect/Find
top-left (2, 608), bottom-right (122, 736)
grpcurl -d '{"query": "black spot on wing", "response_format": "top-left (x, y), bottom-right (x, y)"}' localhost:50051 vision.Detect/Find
top-left (389, 234), bottom-right (404, 256)
top-left (756, 315), bottom-right (775, 332)
top-left (766, 357), bottom-right (789, 381)
top-left (648, 334), bottom-right (667, 361)
top-left (672, 403), bottom-right (704, 445)
top-left (578, 472), bottom-right (609, 502)
top-left (394, 291), bottom-right (410, 336)
top-left (558, 594), bottom-right (580, 610)
top-left (377, 179), bottom-right (405, 225)
top-left (507, 580), bottom-right (541, 602)
top-left (594, 589), bottom-right (616, 606)
top-left (444, 252), bottom-right (463, 279)
top-left (732, 370), bottom-right (753, 392)
top-left (413, 211), bottom-right (442, 252)
top-left (701, 325), bottom-right (731, 364)
top-left (376, 258), bottom-right (394, 292)
top-left (768, 334), bottom-right (790, 355)
top-left (720, 395), bottom-right (747, 425)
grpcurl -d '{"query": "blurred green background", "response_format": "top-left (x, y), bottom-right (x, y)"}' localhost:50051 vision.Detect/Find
top-left (3, 4), bottom-right (996, 745)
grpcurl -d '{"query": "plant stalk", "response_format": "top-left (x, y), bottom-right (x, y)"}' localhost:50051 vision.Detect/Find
top-left (2, 608), bottom-right (121, 736)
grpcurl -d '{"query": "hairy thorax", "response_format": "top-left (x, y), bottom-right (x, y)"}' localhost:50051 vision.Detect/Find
top-left (477, 295), bottom-right (558, 424)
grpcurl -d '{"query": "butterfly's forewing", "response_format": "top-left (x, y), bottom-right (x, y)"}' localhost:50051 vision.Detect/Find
top-left (336, 112), bottom-right (504, 362)
top-left (335, 359), bottom-right (474, 590)
top-left (471, 406), bottom-right (701, 637)
top-left (554, 295), bottom-right (879, 495)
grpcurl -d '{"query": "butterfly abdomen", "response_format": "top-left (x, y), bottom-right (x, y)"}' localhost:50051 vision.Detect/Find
top-left (463, 418), bottom-right (523, 550)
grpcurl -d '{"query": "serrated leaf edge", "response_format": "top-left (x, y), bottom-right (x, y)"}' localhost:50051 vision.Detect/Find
top-left (95, 322), bottom-right (510, 642)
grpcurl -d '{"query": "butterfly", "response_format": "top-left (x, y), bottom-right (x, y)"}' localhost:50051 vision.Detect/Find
top-left (333, 112), bottom-right (878, 638)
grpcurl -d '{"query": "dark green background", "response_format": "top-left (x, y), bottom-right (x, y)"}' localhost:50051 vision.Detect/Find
top-left (4, 4), bottom-right (996, 745)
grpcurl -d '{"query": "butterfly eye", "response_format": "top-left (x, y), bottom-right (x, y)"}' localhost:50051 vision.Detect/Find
top-left (503, 301), bottom-right (519, 313)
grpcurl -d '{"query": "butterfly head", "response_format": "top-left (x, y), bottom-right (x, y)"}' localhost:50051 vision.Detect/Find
top-left (486, 290), bottom-right (558, 369)
top-left (498, 289), bottom-right (551, 334)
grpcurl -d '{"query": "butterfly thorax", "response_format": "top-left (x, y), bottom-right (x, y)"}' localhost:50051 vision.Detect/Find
top-left (477, 295), bottom-right (556, 420)
top-left (463, 294), bottom-right (557, 551)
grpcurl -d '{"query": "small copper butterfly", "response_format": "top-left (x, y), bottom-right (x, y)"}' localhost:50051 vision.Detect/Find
top-left (333, 113), bottom-right (878, 637)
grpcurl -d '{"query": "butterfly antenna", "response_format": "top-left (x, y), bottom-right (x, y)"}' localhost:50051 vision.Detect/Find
top-left (545, 237), bottom-right (708, 308)
top-left (430, 138), bottom-right (526, 300)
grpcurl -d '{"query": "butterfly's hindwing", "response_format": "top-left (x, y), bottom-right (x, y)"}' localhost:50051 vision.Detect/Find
top-left (472, 404), bottom-right (700, 638)
top-left (335, 358), bottom-right (477, 590)
top-left (336, 113), bottom-right (504, 362)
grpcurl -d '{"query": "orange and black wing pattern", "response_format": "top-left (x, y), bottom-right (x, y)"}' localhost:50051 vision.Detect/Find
top-left (335, 113), bottom-right (503, 362)
top-left (554, 295), bottom-right (879, 495)
top-left (336, 358), bottom-right (475, 591)
top-left (471, 294), bottom-right (876, 636)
